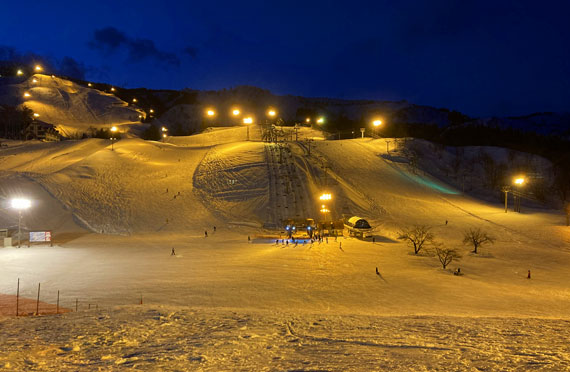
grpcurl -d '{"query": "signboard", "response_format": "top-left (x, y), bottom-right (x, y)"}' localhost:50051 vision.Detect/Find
top-left (29, 231), bottom-right (51, 242)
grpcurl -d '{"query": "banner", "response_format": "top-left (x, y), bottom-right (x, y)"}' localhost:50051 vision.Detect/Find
top-left (29, 231), bottom-right (51, 242)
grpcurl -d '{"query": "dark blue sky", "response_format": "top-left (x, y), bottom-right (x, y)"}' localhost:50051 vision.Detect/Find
top-left (1, 0), bottom-right (569, 117)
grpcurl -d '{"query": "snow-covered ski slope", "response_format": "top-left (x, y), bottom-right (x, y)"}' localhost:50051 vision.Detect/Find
top-left (1, 129), bottom-right (569, 371)
top-left (0, 74), bottom-right (143, 137)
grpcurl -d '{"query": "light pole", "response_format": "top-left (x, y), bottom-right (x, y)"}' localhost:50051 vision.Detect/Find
top-left (110, 126), bottom-right (118, 151)
top-left (243, 117), bottom-right (253, 140)
top-left (319, 193), bottom-right (332, 223)
top-left (373, 119), bottom-right (382, 137)
top-left (501, 186), bottom-right (511, 213)
top-left (513, 177), bottom-right (525, 213)
top-left (161, 126), bottom-right (168, 142)
top-left (11, 198), bottom-right (31, 248)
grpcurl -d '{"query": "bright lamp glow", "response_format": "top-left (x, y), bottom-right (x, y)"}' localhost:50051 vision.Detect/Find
top-left (161, 126), bottom-right (168, 132)
top-left (514, 177), bottom-right (525, 185)
top-left (17, 69), bottom-right (24, 76)
top-left (32, 78), bottom-right (38, 84)
top-left (11, 198), bottom-right (31, 210)
top-left (319, 193), bottom-right (332, 201)
top-left (206, 109), bottom-right (215, 117)
top-left (243, 117), bottom-right (253, 124)
top-left (132, 98), bottom-right (137, 103)
top-left (306, 118), bottom-right (311, 123)
top-left (110, 87), bottom-right (115, 92)
top-left (316, 117), bottom-right (324, 124)
top-left (150, 109), bottom-right (154, 113)
top-left (232, 109), bottom-right (241, 116)
top-left (267, 109), bottom-right (276, 117)
top-left (373, 119), bottom-right (382, 127)
top-left (23, 92), bottom-right (31, 98)
top-left (33, 113), bottom-right (40, 117)
top-left (111, 126), bottom-right (118, 132)
top-left (34, 65), bottom-right (42, 72)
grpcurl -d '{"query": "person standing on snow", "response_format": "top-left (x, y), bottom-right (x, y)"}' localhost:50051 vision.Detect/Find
top-left (171, 247), bottom-right (176, 256)
top-left (204, 231), bottom-right (208, 238)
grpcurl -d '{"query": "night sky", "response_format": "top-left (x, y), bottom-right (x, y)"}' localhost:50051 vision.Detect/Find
top-left (1, 0), bottom-right (569, 117)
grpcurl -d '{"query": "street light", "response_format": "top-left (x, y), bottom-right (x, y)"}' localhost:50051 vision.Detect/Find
top-left (34, 65), bottom-right (42, 72)
top-left (110, 126), bottom-right (118, 151)
top-left (319, 193), bottom-right (332, 201)
top-left (33, 113), bottom-right (40, 118)
top-left (316, 117), bottom-right (324, 124)
top-left (11, 198), bottom-right (31, 248)
top-left (513, 176), bottom-right (525, 212)
top-left (17, 69), bottom-right (24, 76)
top-left (232, 108), bottom-right (241, 116)
top-left (23, 92), bottom-right (31, 98)
top-left (206, 109), bottom-right (216, 117)
top-left (161, 126), bottom-right (168, 142)
top-left (32, 78), bottom-right (38, 84)
top-left (243, 116), bottom-right (253, 140)
top-left (306, 118), bottom-right (311, 124)
top-left (373, 119), bottom-right (382, 137)
top-left (267, 109), bottom-right (276, 118)
top-left (320, 204), bottom-right (330, 222)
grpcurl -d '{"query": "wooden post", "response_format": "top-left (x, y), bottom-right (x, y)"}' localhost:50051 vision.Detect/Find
top-left (16, 278), bottom-right (19, 317)
top-left (56, 290), bottom-right (59, 314)
top-left (36, 283), bottom-right (40, 315)
top-left (140, 294), bottom-right (143, 305)
top-left (75, 298), bottom-right (78, 312)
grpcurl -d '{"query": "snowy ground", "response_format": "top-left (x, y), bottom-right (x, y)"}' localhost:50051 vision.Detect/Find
top-left (2, 306), bottom-right (569, 371)
top-left (1, 131), bottom-right (569, 370)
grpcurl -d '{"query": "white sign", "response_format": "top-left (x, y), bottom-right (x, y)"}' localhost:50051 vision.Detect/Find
top-left (30, 231), bottom-right (51, 242)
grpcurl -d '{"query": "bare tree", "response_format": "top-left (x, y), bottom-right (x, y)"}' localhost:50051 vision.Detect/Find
top-left (435, 244), bottom-right (461, 269)
top-left (463, 228), bottom-right (495, 254)
top-left (398, 225), bottom-right (434, 254)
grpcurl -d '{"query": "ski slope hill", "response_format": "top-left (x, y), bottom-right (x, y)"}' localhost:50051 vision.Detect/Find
top-left (1, 130), bottom-right (570, 370)
top-left (0, 128), bottom-right (567, 241)
top-left (0, 74), bottom-right (143, 137)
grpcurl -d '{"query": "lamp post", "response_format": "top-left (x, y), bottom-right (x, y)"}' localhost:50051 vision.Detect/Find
top-left (373, 119), bottom-right (382, 137)
top-left (243, 117), bottom-right (253, 140)
top-left (161, 126), bottom-right (168, 142)
top-left (513, 177), bottom-right (525, 213)
top-left (11, 198), bottom-right (31, 248)
top-left (319, 193), bottom-right (332, 224)
top-left (110, 126), bottom-right (118, 151)
top-left (501, 186), bottom-right (511, 213)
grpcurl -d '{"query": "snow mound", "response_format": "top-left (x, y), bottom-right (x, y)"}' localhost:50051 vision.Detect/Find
top-left (0, 75), bottom-right (143, 137)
